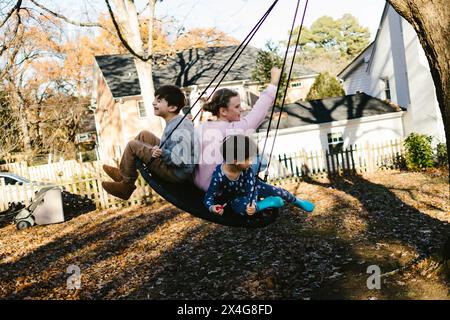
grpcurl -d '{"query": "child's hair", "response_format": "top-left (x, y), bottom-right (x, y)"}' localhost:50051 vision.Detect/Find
top-left (155, 85), bottom-right (186, 112)
top-left (202, 88), bottom-right (239, 116)
top-left (220, 134), bottom-right (258, 164)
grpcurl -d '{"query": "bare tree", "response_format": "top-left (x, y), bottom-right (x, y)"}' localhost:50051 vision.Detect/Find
top-left (0, 90), bottom-right (22, 160)
top-left (105, 0), bottom-right (163, 134)
top-left (0, 1), bottom-right (96, 159)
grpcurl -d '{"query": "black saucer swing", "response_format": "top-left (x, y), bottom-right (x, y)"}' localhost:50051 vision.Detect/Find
top-left (137, 0), bottom-right (308, 228)
top-left (136, 160), bottom-right (279, 228)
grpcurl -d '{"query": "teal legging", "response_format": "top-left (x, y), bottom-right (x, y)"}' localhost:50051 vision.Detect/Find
top-left (230, 180), bottom-right (296, 215)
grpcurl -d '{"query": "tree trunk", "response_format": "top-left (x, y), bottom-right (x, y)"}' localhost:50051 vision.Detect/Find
top-left (11, 87), bottom-right (32, 153)
top-left (114, 0), bottom-right (163, 137)
top-left (386, 0), bottom-right (450, 178)
top-left (18, 103), bottom-right (31, 153)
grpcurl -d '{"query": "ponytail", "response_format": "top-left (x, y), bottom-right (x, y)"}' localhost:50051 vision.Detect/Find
top-left (202, 88), bottom-right (239, 116)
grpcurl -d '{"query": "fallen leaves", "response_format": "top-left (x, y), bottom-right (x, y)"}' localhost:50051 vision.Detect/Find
top-left (0, 168), bottom-right (449, 299)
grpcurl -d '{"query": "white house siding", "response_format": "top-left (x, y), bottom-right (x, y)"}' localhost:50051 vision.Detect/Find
top-left (341, 4), bottom-right (445, 144)
top-left (387, 8), bottom-right (411, 109)
top-left (401, 18), bottom-right (446, 142)
top-left (367, 12), bottom-right (397, 102)
top-left (286, 76), bottom-right (317, 102)
top-left (343, 61), bottom-right (371, 95)
top-left (254, 113), bottom-right (405, 156)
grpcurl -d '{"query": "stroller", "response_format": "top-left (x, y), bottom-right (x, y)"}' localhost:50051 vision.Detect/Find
top-left (0, 186), bottom-right (64, 230)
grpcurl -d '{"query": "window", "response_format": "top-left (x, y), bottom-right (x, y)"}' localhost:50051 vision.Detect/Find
top-left (290, 81), bottom-right (303, 88)
top-left (381, 77), bottom-right (391, 101)
top-left (137, 101), bottom-right (148, 118)
top-left (327, 132), bottom-right (344, 154)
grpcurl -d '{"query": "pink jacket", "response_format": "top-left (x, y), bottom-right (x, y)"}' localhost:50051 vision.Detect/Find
top-left (193, 84), bottom-right (277, 191)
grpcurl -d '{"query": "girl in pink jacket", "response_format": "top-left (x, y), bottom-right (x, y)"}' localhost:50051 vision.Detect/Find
top-left (194, 67), bottom-right (281, 191)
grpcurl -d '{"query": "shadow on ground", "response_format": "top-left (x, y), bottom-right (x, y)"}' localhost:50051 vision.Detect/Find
top-left (0, 171), bottom-right (449, 299)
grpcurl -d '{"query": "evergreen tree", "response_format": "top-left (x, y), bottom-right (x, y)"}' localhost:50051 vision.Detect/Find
top-left (289, 14), bottom-right (370, 75)
top-left (251, 41), bottom-right (287, 104)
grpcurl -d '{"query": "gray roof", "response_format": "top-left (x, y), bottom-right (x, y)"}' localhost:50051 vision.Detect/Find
top-left (257, 92), bottom-right (403, 131)
top-left (95, 46), bottom-right (317, 98)
top-left (95, 55), bottom-right (142, 98)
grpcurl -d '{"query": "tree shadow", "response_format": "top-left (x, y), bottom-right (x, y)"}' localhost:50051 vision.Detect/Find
top-left (1, 172), bottom-right (448, 300)
top-left (301, 173), bottom-right (450, 299)
top-left (0, 204), bottom-right (182, 299)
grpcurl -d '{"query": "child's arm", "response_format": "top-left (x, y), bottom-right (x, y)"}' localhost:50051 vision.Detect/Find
top-left (160, 122), bottom-right (195, 168)
top-left (244, 169), bottom-right (258, 215)
top-left (231, 67), bottom-right (280, 131)
top-left (246, 169), bottom-right (259, 205)
top-left (204, 167), bottom-right (224, 214)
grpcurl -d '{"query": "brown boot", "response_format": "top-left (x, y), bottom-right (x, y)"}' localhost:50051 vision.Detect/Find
top-left (103, 164), bottom-right (123, 182)
top-left (102, 181), bottom-right (136, 200)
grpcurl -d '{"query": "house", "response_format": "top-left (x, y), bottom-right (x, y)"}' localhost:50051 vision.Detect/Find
top-left (338, 2), bottom-right (446, 144)
top-left (92, 45), bottom-right (318, 162)
top-left (255, 92), bottom-right (405, 156)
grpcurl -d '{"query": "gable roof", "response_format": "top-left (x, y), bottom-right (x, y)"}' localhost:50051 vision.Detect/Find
top-left (338, 2), bottom-right (391, 80)
top-left (95, 45), bottom-right (318, 98)
top-left (257, 92), bottom-right (403, 131)
top-left (337, 43), bottom-right (373, 79)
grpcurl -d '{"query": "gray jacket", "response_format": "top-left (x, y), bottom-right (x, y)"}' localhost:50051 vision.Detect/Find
top-left (160, 115), bottom-right (197, 181)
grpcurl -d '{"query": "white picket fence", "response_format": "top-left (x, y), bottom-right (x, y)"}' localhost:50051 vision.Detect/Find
top-left (0, 139), bottom-right (405, 211)
top-left (267, 139), bottom-right (405, 182)
top-left (0, 160), bottom-right (156, 211)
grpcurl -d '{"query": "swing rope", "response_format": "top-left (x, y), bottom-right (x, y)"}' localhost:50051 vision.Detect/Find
top-left (263, 0), bottom-right (310, 179)
top-left (158, 0), bottom-right (279, 150)
top-left (253, 0), bottom-right (308, 189)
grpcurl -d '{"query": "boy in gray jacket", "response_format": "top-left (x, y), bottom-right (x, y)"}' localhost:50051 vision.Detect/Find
top-left (102, 85), bottom-right (196, 200)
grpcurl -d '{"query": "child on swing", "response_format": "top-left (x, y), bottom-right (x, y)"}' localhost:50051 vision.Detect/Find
top-left (204, 134), bottom-right (315, 216)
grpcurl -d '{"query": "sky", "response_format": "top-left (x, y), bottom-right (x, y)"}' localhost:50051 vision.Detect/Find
top-left (42, 0), bottom-right (387, 49)
top-left (154, 0), bottom-right (387, 48)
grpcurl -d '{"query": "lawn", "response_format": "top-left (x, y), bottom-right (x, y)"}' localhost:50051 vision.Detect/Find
top-left (0, 168), bottom-right (449, 299)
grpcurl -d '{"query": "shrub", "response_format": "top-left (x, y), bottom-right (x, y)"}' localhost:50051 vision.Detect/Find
top-left (435, 142), bottom-right (448, 166)
top-left (403, 133), bottom-right (434, 171)
top-left (306, 72), bottom-right (345, 100)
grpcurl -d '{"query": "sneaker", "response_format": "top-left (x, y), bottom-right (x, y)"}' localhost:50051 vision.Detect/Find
top-left (103, 164), bottom-right (123, 182)
top-left (102, 181), bottom-right (136, 200)
top-left (293, 198), bottom-right (315, 212)
top-left (256, 196), bottom-right (285, 212)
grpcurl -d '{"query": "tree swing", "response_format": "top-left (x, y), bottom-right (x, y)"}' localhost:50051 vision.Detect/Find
top-left (137, 0), bottom-right (309, 228)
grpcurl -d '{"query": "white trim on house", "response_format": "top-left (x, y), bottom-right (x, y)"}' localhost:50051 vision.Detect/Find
top-left (338, 43), bottom-right (374, 79)
top-left (256, 111), bottom-right (405, 138)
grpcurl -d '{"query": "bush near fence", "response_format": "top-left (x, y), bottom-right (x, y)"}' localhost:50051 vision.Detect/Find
top-left (1, 139), bottom-right (407, 211)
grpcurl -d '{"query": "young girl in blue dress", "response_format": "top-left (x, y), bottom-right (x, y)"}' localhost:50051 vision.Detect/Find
top-left (204, 134), bottom-right (315, 216)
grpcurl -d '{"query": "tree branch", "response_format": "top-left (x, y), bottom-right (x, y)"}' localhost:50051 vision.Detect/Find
top-left (0, 0), bottom-right (22, 29)
top-left (29, 0), bottom-right (103, 28)
top-left (104, 0), bottom-right (152, 62)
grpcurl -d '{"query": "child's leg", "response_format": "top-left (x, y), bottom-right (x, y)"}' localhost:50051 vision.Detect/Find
top-left (119, 131), bottom-right (161, 184)
top-left (230, 196), bottom-right (252, 216)
top-left (230, 195), bottom-right (285, 215)
top-left (256, 180), bottom-right (296, 202)
top-left (148, 158), bottom-right (183, 183)
top-left (256, 180), bottom-right (315, 212)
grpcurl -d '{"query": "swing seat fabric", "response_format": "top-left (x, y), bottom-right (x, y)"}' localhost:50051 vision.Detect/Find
top-left (136, 160), bottom-right (279, 228)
